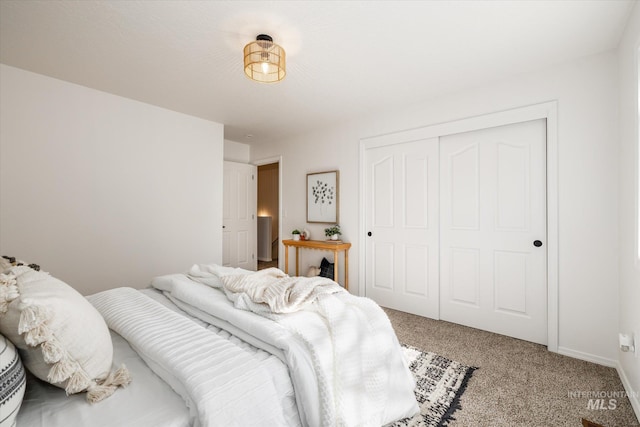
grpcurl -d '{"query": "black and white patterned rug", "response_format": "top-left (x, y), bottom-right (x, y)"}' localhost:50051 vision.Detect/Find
top-left (390, 344), bottom-right (476, 427)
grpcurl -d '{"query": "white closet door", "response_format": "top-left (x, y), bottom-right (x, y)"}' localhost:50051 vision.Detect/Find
top-left (223, 161), bottom-right (257, 271)
top-left (364, 138), bottom-right (440, 319)
top-left (439, 119), bottom-right (547, 344)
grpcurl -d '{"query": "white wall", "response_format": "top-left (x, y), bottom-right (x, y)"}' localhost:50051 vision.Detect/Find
top-left (0, 65), bottom-right (224, 295)
top-left (251, 50), bottom-right (621, 364)
top-left (617, 2), bottom-right (640, 416)
top-left (224, 139), bottom-right (250, 163)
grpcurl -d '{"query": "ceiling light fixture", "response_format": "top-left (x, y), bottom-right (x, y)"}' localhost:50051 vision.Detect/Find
top-left (244, 34), bottom-right (286, 83)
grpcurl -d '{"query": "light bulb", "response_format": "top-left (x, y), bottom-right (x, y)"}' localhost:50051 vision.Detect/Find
top-left (261, 62), bottom-right (269, 74)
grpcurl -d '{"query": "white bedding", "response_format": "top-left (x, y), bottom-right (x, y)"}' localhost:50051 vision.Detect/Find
top-left (17, 287), bottom-right (302, 427)
top-left (88, 287), bottom-right (295, 427)
top-left (16, 267), bottom-right (417, 427)
top-left (221, 267), bottom-right (345, 313)
top-left (152, 267), bottom-right (419, 427)
top-left (141, 288), bottom-right (302, 427)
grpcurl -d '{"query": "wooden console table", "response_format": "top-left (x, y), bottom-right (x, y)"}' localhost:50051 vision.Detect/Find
top-left (282, 239), bottom-right (352, 290)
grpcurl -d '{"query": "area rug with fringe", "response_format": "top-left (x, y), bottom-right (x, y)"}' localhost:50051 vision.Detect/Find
top-left (388, 344), bottom-right (477, 427)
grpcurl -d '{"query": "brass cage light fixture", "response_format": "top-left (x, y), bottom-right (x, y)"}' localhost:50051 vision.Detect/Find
top-left (243, 34), bottom-right (286, 83)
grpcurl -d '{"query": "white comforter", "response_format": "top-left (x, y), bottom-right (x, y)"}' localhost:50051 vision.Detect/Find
top-left (152, 266), bottom-right (419, 427)
top-left (88, 287), bottom-right (291, 427)
top-left (221, 267), bottom-right (344, 314)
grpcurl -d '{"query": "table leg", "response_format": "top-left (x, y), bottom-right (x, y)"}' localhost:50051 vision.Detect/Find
top-left (284, 245), bottom-right (289, 275)
top-left (333, 249), bottom-right (339, 286)
top-left (344, 249), bottom-right (349, 292)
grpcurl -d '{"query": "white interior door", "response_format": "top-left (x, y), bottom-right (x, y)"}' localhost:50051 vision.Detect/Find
top-left (223, 161), bottom-right (257, 270)
top-left (364, 138), bottom-right (440, 319)
top-left (439, 119), bottom-right (547, 344)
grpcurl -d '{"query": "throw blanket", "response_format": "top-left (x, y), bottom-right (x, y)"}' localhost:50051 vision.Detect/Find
top-left (88, 288), bottom-right (289, 427)
top-left (221, 267), bottom-right (345, 314)
top-left (152, 267), bottom-right (420, 427)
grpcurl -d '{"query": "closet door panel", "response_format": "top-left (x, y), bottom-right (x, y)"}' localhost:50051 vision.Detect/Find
top-left (364, 138), bottom-right (439, 319)
top-left (440, 119), bottom-right (547, 345)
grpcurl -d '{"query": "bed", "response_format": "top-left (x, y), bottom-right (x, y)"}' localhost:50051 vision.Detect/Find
top-left (2, 263), bottom-right (419, 427)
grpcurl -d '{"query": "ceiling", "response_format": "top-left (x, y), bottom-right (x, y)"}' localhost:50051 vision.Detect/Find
top-left (0, 1), bottom-right (635, 144)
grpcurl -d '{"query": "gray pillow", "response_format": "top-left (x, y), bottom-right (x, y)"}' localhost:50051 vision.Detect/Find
top-left (0, 334), bottom-right (26, 427)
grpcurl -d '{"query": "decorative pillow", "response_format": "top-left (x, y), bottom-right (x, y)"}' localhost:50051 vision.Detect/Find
top-left (319, 257), bottom-right (334, 279)
top-left (0, 334), bottom-right (26, 427)
top-left (0, 256), bottom-right (13, 273)
top-left (0, 265), bottom-right (130, 403)
top-left (0, 256), bottom-right (40, 274)
top-left (306, 266), bottom-right (321, 277)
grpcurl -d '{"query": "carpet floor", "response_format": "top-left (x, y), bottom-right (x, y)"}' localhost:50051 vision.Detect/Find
top-left (385, 308), bottom-right (639, 427)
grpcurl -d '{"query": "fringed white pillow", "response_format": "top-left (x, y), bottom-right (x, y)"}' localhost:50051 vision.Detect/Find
top-left (0, 265), bottom-right (130, 403)
top-left (0, 256), bottom-right (13, 273)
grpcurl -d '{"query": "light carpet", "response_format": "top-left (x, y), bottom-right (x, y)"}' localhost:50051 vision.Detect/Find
top-left (385, 307), bottom-right (639, 427)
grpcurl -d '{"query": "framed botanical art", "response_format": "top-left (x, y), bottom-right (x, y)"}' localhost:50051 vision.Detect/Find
top-left (307, 170), bottom-right (339, 223)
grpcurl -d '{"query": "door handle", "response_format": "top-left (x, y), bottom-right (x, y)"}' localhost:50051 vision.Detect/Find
top-left (533, 240), bottom-right (542, 247)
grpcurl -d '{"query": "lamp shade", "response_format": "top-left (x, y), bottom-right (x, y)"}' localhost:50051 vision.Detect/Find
top-left (244, 34), bottom-right (286, 83)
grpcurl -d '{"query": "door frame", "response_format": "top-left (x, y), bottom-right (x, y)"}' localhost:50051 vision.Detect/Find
top-left (358, 101), bottom-right (559, 353)
top-left (253, 155), bottom-right (284, 269)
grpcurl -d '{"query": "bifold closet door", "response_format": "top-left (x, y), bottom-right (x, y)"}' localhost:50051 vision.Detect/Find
top-left (364, 138), bottom-right (440, 319)
top-left (439, 119), bottom-right (547, 345)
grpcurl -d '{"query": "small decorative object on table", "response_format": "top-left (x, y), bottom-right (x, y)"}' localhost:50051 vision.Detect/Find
top-left (324, 224), bottom-right (342, 241)
top-left (292, 229), bottom-right (301, 241)
top-left (306, 266), bottom-right (321, 277)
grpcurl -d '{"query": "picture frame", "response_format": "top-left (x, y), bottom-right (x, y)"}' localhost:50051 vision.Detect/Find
top-left (307, 170), bottom-right (339, 223)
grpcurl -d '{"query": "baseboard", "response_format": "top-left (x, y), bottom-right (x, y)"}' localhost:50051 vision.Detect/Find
top-left (616, 361), bottom-right (640, 422)
top-left (257, 257), bottom-right (272, 262)
top-left (557, 346), bottom-right (617, 368)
